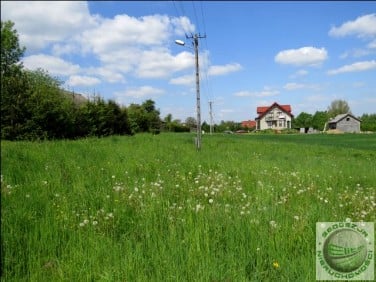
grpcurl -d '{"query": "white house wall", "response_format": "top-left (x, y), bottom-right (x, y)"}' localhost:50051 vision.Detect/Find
top-left (258, 107), bottom-right (292, 130)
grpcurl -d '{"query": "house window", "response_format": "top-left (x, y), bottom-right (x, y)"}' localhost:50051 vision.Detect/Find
top-left (346, 117), bottom-right (350, 121)
top-left (279, 120), bottom-right (283, 127)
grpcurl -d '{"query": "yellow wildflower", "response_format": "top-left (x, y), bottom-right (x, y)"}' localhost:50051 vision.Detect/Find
top-left (273, 261), bottom-right (280, 269)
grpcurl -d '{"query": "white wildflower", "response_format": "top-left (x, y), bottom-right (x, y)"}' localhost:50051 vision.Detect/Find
top-left (269, 220), bottom-right (277, 228)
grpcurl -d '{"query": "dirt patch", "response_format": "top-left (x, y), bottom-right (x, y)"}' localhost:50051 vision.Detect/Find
top-left (326, 129), bottom-right (344, 134)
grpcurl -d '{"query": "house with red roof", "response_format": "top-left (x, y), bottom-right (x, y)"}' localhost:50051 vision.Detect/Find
top-left (241, 120), bottom-right (256, 129)
top-left (255, 102), bottom-right (293, 130)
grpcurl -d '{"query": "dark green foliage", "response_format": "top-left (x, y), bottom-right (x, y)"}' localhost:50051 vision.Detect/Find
top-left (215, 120), bottom-right (242, 132)
top-left (24, 69), bottom-right (76, 139)
top-left (1, 21), bottom-right (25, 76)
top-left (75, 98), bottom-right (132, 137)
top-left (292, 112), bottom-right (313, 129)
top-left (127, 99), bottom-right (161, 134)
top-left (311, 111), bottom-right (329, 131)
top-left (0, 20), bottom-right (135, 140)
top-left (360, 113), bottom-right (376, 132)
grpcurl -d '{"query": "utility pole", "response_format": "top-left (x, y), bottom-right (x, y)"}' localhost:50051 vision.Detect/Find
top-left (188, 33), bottom-right (206, 150)
top-left (176, 33), bottom-right (206, 150)
top-left (209, 101), bottom-right (213, 135)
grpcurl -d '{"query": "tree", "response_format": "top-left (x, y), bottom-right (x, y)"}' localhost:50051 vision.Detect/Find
top-left (360, 113), bottom-right (376, 132)
top-left (312, 111), bottom-right (329, 131)
top-left (127, 103), bottom-right (148, 133)
top-left (292, 112), bottom-right (313, 128)
top-left (201, 121), bottom-right (210, 133)
top-left (163, 114), bottom-right (173, 131)
top-left (215, 120), bottom-right (242, 132)
top-left (327, 99), bottom-right (351, 118)
top-left (24, 69), bottom-right (75, 139)
top-left (142, 99), bottom-right (161, 133)
top-left (1, 20), bottom-right (28, 139)
top-left (185, 117), bottom-right (197, 128)
top-left (1, 21), bottom-right (25, 76)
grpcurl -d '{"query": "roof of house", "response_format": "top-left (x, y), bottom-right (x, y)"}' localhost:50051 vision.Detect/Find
top-left (241, 120), bottom-right (256, 128)
top-left (328, 113), bottom-right (361, 124)
top-left (256, 102), bottom-right (293, 119)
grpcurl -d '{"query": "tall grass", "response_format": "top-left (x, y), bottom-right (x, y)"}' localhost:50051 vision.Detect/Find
top-left (1, 133), bottom-right (375, 281)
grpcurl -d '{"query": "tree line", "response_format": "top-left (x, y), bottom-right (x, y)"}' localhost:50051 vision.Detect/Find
top-left (1, 21), bottom-right (165, 140)
top-left (293, 100), bottom-right (376, 132)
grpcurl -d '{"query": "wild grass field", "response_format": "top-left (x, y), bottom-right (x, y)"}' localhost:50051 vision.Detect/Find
top-left (1, 133), bottom-right (375, 281)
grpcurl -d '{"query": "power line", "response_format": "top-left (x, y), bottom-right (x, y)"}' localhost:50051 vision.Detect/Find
top-left (191, 1), bottom-right (201, 34)
top-left (172, 1), bottom-right (216, 126)
top-left (200, 1), bottom-right (207, 36)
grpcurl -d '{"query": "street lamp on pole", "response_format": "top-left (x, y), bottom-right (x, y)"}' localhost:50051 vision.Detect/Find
top-left (175, 34), bottom-right (205, 150)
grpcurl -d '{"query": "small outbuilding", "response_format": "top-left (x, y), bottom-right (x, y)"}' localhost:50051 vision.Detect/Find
top-left (327, 113), bottom-right (361, 133)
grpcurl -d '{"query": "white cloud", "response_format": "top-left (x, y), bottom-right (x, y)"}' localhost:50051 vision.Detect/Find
top-left (327, 60), bottom-right (376, 75)
top-left (136, 50), bottom-right (194, 78)
top-left (115, 86), bottom-right (164, 103)
top-left (81, 14), bottom-right (172, 54)
top-left (275, 47), bottom-right (328, 66)
top-left (368, 39), bottom-right (376, 49)
top-left (340, 48), bottom-right (375, 59)
top-left (283, 82), bottom-right (320, 91)
top-left (329, 13), bottom-right (376, 38)
top-left (169, 74), bottom-right (194, 85)
top-left (75, 13), bottom-right (197, 79)
top-left (52, 43), bottom-right (80, 57)
top-left (208, 63), bottom-right (243, 76)
top-left (86, 66), bottom-right (126, 83)
top-left (283, 83), bottom-right (305, 91)
top-left (66, 75), bottom-right (101, 87)
top-left (22, 54), bottom-right (80, 76)
top-left (171, 16), bottom-right (195, 36)
top-left (1, 1), bottom-right (198, 81)
top-left (1, 1), bottom-right (96, 52)
top-left (234, 87), bottom-right (279, 97)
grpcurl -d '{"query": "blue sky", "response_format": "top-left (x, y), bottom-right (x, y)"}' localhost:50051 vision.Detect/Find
top-left (2, 1), bottom-right (376, 123)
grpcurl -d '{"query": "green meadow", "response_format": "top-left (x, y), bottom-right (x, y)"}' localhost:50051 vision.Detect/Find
top-left (1, 133), bottom-right (375, 281)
